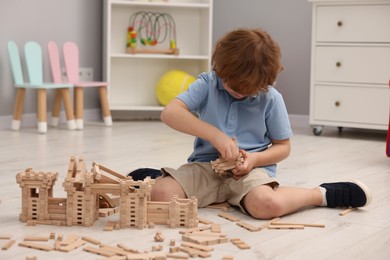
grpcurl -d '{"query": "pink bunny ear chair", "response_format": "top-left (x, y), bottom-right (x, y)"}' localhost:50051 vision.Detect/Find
top-left (63, 41), bottom-right (112, 130)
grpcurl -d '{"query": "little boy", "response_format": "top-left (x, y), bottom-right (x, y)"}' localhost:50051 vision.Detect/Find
top-left (131, 28), bottom-right (371, 219)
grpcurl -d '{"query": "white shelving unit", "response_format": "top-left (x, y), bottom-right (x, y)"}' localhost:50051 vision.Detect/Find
top-left (308, 0), bottom-right (390, 135)
top-left (103, 0), bottom-right (213, 116)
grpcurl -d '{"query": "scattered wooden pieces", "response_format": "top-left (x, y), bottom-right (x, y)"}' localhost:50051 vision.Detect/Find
top-left (154, 231), bottom-right (165, 242)
top-left (259, 217), bottom-right (280, 230)
top-left (197, 216), bottom-right (214, 225)
top-left (18, 241), bottom-right (53, 252)
top-left (271, 222), bottom-right (325, 228)
top-left (339, 207), bottom-right (357, 216)
top-left (58, 239), bottom-right (86, 252)
top-left (230, 238), bottom-right (250, 249)
top-left (268, 224), bottom-right (304, 230)
top-left (217, 212), bottom-right (241, 222)
top-left (2, 239), bottom-right (15, 250)
top-left (236, 221), bottom-right (261, 232)
top-left (82, 236), bottom-right (101, 245)
top-left (24, 236), bottom-right (50, 242)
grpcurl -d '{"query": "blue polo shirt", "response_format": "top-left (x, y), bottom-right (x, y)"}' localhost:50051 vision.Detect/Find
top-left (176, 71), bottom-right (293, 176)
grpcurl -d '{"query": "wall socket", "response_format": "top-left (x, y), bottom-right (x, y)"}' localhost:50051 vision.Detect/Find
top-left (61, 67), bottom-right (93, 82)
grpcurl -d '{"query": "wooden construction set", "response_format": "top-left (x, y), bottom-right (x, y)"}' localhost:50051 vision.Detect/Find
top-left (15, 156), bottom-right (198, 229)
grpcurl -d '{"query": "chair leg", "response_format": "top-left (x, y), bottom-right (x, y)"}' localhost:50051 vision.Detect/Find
top-left (99, 86), bottom-right (112, 126)
top-left (61, 88), bottom-right (76, 130)
top-left (37, 89), bottom-right (47, 134)
top-left (74, 87), bottom-right (84, 130)
top-left (12, 88), bottom-right (26, 131)
top-left (51, 89), bottom-right (62, 127)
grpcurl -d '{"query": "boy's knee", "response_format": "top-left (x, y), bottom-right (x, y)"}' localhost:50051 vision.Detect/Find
top-left (151, 176), bottom-right (186, 202)
top-left (244, 195), bottom-right (283, 220)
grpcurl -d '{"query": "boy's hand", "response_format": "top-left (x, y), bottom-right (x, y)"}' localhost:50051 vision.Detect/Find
top-left (211, 135), bottom-right (239, 161)
top-left (232, 150), bottom-right (254, 180)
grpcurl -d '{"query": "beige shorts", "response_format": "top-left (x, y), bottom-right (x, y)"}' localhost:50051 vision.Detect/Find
top-left (161, 162), bottom-right (279, 213)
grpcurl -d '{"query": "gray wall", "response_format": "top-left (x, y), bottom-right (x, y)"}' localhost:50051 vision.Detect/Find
top-left (0, 0), bottom-right (102, 118)
top-left (0, 0), bottom-right (312, 120)
top-left (213, 0), bottom-right (312, 115)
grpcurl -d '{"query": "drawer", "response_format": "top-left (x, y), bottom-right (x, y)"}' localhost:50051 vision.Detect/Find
top-left (315, 46), bottom-right (390, 84)
top-left (316, 5), bottom-right (390, 43)
top-left (313, 85), bottom-right (389, 125)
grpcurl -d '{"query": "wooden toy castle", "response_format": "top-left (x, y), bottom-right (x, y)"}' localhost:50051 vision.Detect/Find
top-left (16, 156), bottom-right (198, 229)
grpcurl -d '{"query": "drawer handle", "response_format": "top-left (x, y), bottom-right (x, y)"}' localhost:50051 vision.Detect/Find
top-left (337, 21), bottom-right (343, 27)
top-left (336, 62), bottom-right (342, 68)
top-left (335, 101), bottom-right (341, 107)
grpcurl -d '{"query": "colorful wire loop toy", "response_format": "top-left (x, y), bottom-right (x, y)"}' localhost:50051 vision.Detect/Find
top-left (126, 11), bottom-right (179, 55)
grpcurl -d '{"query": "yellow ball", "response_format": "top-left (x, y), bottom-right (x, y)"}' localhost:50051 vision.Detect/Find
top-left (156, 70), bottom-right (196, 106)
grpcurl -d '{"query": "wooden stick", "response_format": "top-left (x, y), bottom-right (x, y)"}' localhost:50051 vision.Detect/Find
top-left (271, 222), bottom-right (325, 228)
top-left (2, 239), bottom-right (15, 250)
top-left (24, 236), bottom-right (50, 242)
top-left (268, 224), bottom-right (304, 229)
top-left (19, 241), bottom-right (53, 251)
top-left (82, 236), bottom-right (101, 245)
top-left (259, 217), bottom-right (280, 230)
top-left (339, 207), bottom-right (357, 216)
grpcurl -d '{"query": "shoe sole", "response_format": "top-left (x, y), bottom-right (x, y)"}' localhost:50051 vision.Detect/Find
top-left (351, 179), bottom-right (372, 207)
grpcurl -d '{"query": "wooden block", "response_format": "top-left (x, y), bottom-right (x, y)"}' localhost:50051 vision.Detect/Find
top-left (103, 221), bottom-right (117, 231)
top-left (25, 256), bottom-right (37, 260)
top-left (99, 244), bottom-right (129, 256)
top-left (259, 217), bottom-right (280, 230)
top-left (83, 246), bottom-right (115, 257)
top-left (270, 222), bottom-right (325, 228)
top-left (268, 224), bottom-right (304, 229)
top-left (58, 239), bottom-right (86, 252)
top-left (82, 236), bottom-right (101, 245)
top-left (217, 212), bottom-right (241, 222)
top-left (0, 235), bottom-right (12, 240)
top-left (2, 239), bottom-right (15, 250)
top-left (180, 246), bottom-right (211, 258)
top-left (117, 243), bottom-right (141, 253)
top-left (181, 241), bottom-right (214, 252)
top-left (60, 234), bottom-right (79, 246)
top-left (196, 216), bottom-right (213, 225)
top-left (211, 223), bottom-right (221, 233)
top-left (166, 253), bottom-right (190, 259)
top-left (179, 225), bottom-right (211, 234)
top-left (18, 241), bottom-right (53, 251)
top-left (236, 221), bottom-right (261, 232)
top-left (24, 236), bottom-right (50, 242)
top-left (222, 256), bottom-right (234, 260)
top-left (339, 207), bottom-right (357, 216)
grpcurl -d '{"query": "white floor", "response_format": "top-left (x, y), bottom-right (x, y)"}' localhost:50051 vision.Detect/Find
top-left (0, 121), bottom-right (389, 260)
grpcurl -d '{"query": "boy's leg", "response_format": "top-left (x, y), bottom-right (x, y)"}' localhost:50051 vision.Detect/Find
top-left (151, 176), bottom-right (187, 201)
top-left (242, 180), bottom-right (372, 220)
top-left (242, 185), bottom-right (322, 219)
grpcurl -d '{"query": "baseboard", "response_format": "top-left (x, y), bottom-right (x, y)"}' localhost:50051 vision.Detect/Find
top-left (0, 110), bottom-right (310, 130)
top-left (0, 109), bottom-right (102, 130)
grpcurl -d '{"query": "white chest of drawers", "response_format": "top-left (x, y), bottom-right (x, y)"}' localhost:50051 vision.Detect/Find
top-left (308, 0), bottom-right (390, 135)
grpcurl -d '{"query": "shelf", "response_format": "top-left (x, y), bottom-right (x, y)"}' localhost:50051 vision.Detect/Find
top-left (104, 0), bottom-right (213, 118)
top-left (110, 53), bottom-right (210, 60)
top-left (110, 1), bottom-right (210, 9)
top-left (110, 105), bottom-right (164, 111)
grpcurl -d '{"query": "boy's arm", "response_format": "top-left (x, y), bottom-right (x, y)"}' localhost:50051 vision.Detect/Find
top-left (161, 98), bottom-right (239, 160)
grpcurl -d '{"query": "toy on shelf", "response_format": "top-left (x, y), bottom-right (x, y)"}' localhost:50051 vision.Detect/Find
top-left (126, 11), bottom-right (179, 55)
top-left (15, 156), bottom-right (198, 229)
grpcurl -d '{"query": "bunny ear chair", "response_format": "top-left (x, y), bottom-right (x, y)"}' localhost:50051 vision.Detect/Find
top-left (48, 41), bottom-right (112, 130)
